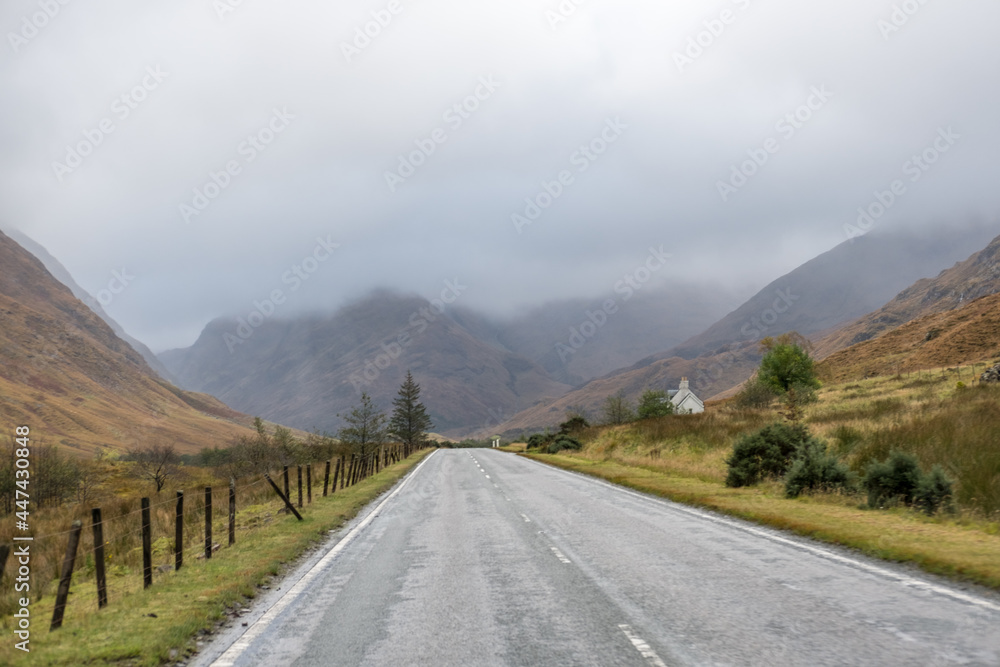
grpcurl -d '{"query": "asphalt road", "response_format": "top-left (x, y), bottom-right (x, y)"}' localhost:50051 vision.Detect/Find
top-left (196, 449), bottom-right (1000, 666)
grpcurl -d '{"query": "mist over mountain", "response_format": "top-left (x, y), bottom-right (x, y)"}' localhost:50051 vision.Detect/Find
top-left (486, 222), bottom-right (1000, 434)
top-left (2, 227), bottom-right (176, 382)
top-left (0, 230), bottom-right (253, 454)
top-left (160, 291), bottom-right (574, 437)
top-left (449, 281), bottom-right (744, 386)
top-left (667, 223), bottom-right (1000, 360)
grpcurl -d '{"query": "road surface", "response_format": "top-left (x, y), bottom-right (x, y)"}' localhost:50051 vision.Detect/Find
top-left (196, 449), bottom-right (1000, 666)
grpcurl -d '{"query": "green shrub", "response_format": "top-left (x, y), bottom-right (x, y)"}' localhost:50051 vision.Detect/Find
top-left (733, 378), bottom-right (778, 409)
top-left (526, 433), bottom-right (554, 450)
top-left (559, 416), bottom-right (590, 434)
top-left (784, 440), bottom-right (855, 498)
top-left (914, 465), bottom-right (954, 515)
top-left (637, 389), bottom-right (675, 419)
top-left (863, 450), bottom-right (922, 508)
top-left (546, 436), bottom-right (583, 454)
top-left (725, 422), bottom-right (811, 487)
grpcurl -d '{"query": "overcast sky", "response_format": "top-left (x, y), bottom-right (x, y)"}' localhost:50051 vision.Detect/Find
top-left (2, 0), bottom-right (999, 352)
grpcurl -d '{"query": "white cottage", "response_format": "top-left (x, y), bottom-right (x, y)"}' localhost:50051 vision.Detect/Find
top-left (668, 377), bottom-right (704, 414)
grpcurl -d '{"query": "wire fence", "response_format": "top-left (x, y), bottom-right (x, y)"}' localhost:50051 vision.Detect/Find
top-left (0, 442), bottom-right (419, 631)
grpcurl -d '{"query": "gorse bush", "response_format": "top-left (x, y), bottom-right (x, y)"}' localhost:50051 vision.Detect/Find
top-left (863, 450), bottom-right (954, 514)
top-left (725, 422), bottom-right (812, 487)
top-left (546, 435), bottom-right (583, 454)
top-left (863, 450), bottom-right (923, 508)
top-left (784, 440), bottom-right (855, 498)
top-left (527, 432), bottom-right (554, 450)
top-left (914, 465), bottom-right (954, 515)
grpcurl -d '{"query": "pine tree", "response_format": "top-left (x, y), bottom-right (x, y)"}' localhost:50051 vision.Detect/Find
top-left (336, 392), bottom-right (387, 457)
top-left (389, 371), bottom-right (434, 450)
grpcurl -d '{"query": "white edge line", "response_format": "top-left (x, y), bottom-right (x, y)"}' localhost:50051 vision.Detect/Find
top-left (522, 456), bottom-right (1000, 614)
top-left (211, 450), bottom-right (438, 666)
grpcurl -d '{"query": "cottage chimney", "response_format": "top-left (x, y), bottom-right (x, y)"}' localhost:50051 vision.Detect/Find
top-left (679, 377), bottom-right (689, 391)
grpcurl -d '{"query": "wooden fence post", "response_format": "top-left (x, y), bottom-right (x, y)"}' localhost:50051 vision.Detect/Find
top-left (91, 508), bottom-right (108, 608)
top-left (50, 520), bottom-right (83, 631)
top-left (297, 465), bottom-right (303, 508)
top-left (263, 473), bottom-right (303, 520)
top-left (323, 460), bottom-right (330, 497)
top-left (340, 456), bottom-right (346, 489)
top-left (0, 544), bottom-right (9, 583)
top-left (229, 479), bottom-right (236, 547)
top-left (307, 465), bottom-right (312, 504)
top-left (175, 491), bottom-right (184, 572)
top-left (141, 498), bottom-right (152, 589)
top-left (205, 487), bottom-right (213, 560)
top-left (283, 466), bottom-right (290, 500)
top-left (331, 458), bottom-right (341, 494)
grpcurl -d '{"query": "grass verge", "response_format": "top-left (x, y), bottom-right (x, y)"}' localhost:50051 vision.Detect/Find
top-left (0, 449), bottom-right (431, 666)
top-left (522, 452), bottom-right (1000, 591)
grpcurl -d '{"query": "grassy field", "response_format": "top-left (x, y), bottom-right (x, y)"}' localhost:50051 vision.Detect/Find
top-left (514, 368), bottom-right (1000, 589)
top-left (0, 449), bottom-right (431, 666)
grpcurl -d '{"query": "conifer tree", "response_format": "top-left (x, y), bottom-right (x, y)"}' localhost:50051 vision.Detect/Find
top-left (389, 371), bottom-right (434, 450)
top-left (337, 392), bottom-right (387, 457)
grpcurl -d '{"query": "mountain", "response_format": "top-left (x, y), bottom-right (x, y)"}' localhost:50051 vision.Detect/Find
top-left (816, 291), bottom-right (1000, 383)
top-left (814, 233), bottom-right (1000, 381)
top-left (449, 282), bottom-right (743, 387)
top-left (813, 233), bottom-right (1000, 359)
top-left (668, 225), bottom-right (1000, 360)
top-left (2, 228), bottom-right (176, 382)
top-left (159, 291), bottom-right (574, 436)
top-left (487, 223), bottom-right (1000, 434)
top-left (0, 230), bottom-right (253, 455)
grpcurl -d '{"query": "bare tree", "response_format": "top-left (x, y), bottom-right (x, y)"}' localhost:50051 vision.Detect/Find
top-left (602, 391), bottom-right (636, 425)
top-left (128, 442), bottom-right (180, 493)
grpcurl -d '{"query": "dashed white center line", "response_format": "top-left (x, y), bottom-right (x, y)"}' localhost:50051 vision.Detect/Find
top-left (619, 625), bottom-right (669, 667)
top-left (550, 546), bottom-right (571, 564)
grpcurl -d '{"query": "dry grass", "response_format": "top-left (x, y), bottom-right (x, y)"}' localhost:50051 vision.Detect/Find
top-left (521, 366), bottom-right (1000, 588)
top-left (0, 450), bottom-right (431, 666)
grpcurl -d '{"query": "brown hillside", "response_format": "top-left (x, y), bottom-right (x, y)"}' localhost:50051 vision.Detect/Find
top-left (0, 230), bottom-right (255, 455)
top-left (816, 291), bottom-right (1000, 383)
top-left (814, 234), bottom-right (1000, 359)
